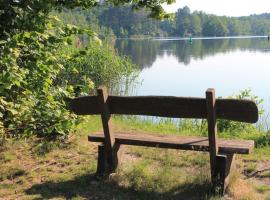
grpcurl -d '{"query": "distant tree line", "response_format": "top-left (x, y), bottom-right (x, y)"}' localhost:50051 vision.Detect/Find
top-left (60, 5), bottom-right (270, 38)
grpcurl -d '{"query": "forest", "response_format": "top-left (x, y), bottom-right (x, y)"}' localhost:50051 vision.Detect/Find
top-left (58, 5), bottom-right (270, 38)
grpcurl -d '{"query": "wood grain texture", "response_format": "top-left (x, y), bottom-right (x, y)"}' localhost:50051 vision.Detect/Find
top-left (70, 95), bottom-right (258, 123)
top-left (223, 154), bottom-right (234, 192)
top-left (70, 95), bottom-right (99, 115)
top-left (88, 132), bottom-right (254, 155)
top-left (97, 87), bottom-right (115, 164)
top-left (96, 144), bottom-right (107, 178)
top-left (206, 88), bottom-right (218, 180)
top-left (213, 155), bottom-right (227, 195)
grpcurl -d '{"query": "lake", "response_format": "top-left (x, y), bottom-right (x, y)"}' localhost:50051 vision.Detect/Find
top-left (115, 37), bottom-right (270, 117)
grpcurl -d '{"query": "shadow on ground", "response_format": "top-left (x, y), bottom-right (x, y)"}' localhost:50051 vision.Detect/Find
top-left (25, 173), bottom-right (213, 200)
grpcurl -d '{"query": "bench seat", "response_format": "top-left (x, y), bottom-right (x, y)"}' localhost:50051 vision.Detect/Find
top-left (89, 132), bottom-right (254, 155)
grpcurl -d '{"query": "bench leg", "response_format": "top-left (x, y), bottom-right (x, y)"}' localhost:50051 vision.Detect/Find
top-left (212, 154), bottom-right (234, 195)
top-left (95, 143), bottom-right (122, 178)
top-left (96, 144), bottom-right (107, 178)
top-left (110, 143), bottom-right (122, 172)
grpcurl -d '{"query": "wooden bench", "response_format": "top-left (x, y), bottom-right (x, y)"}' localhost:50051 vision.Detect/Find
top-left (70, 86), bottom-right (258, 195)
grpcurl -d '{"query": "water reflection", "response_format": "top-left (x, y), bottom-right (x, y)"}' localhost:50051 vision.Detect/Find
top-left (115, 37), bottom-right (270, 68)
top-left (115, 37), bottom-right (270, 115)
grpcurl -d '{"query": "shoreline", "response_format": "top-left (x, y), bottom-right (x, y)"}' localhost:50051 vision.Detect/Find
top-left (116, 35), bottom-right (268, 40)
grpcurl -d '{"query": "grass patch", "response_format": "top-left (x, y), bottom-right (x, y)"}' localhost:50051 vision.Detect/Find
top-left (245, 162), bottom-right (257, 174)
top-left (115, 155), bottom-right (213, 199)
top-left (113, 116), bottom-right (204, 136)
top-left (245, 146), bottom-right (270, 161)
top-left (113, 115), bottom-right (265, 141)
top-left (0, 167), bottom-right (25, 181)
top-left (0, 116), bottom-right (268, 199)
top-left (260, 171), bottom-right (270, 178)
top-left (0, 152), bottom-right (15, 163)
top-left (256, 185), bottom-right (270, 193)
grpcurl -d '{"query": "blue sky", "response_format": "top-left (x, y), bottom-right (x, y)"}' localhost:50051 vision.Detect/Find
top-left (162, 0), bottom-right (270, 16)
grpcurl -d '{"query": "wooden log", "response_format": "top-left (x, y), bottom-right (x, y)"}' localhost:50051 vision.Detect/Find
top-left (206, 88), bottom-right (218, 183)
top-left (97, 86), bottom-right (115, 168)
top-left (111, 143), bottom-right (122, 172)
top-left (212, 155), bottom-right (226, 195)
top-left (212, 154), bottom-right (235, 195)
top-left (70, 96), bottom-right (258, 123)
top-left (70, 96), bottom-right (99, 115)
top-left (216, 99), bottom-right (258, 123)
top-left (109, 96), bottom-right (206, 119)
top-left (96, 144), bottom-right (108, 178)
top-left (95, 143), bottom-right (122, 178)
top-left (224, 154), bottom-right (234, 189)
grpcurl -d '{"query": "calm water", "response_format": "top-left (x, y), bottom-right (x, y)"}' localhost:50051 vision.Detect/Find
top-left (115, 37), bottom-right (270, 114)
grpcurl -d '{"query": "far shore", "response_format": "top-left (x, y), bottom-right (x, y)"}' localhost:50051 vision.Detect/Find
top-left (117, 35), bottom-right (269, 40)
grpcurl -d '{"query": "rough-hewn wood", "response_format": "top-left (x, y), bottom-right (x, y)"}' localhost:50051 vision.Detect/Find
top-left (224, 154), bottom-right (234, 190)
top-left (111, 143), bottom-right (122, 172)
top-left (97, 86), bottom-right (115, 167)
top-left (206, 89), bottom-right (218, 182)
top-left (96, 144), bottom-right (107, 178)
top-left (213, 155), bottom-right (227, 195)
top-left (70, 95), bottom-right (99, 115)
top-left (95, 143), bottom-right (122, 178)
top-left (216, 99), bottom-right (258, 123)
top-left (109, 96), bottom-right (206, 119)
top-left (88, 132), bottom-right (254, 154)
top-left (212, 154), bottom-right (235, 195)
top-left (70, 95), bottom-right (258, 123)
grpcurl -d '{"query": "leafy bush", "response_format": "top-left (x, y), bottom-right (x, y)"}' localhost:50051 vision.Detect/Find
top-left (0, 0), bottom-right (174, 142)
top-left (58, 42), bottom-right (135, 96)
top-left (0, 21), bottom-right (135, 140)
top-left (0, 25), bottom-right (76, 139)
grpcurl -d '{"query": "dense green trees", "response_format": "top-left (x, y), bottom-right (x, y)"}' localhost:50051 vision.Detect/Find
top-left (202, 16), bottom-right (228, 36)
top-left (98, 6), bottom-right (166, 37)
top-left (175, 6), bottom-right (191, 36)
top-left (1, 0), bottom-right (175, 139)
top-left (69, 5), bottom-right (270, 38)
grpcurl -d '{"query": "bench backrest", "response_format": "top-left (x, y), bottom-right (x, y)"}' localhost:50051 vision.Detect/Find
top-left (70, 88), bottom-right (258, 123)
top-left (70, 87), bottom-right (258, 174)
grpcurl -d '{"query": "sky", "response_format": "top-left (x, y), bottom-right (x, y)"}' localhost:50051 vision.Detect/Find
top-left (162, 0), bottom-right (270, 17)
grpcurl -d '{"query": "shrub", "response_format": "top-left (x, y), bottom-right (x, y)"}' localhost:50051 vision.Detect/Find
top-left (0, 22), bottom-right (135, 140)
